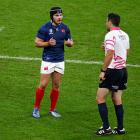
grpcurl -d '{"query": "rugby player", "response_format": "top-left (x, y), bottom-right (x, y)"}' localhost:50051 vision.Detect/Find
top-left (32, 7), bottom-right (74, 118)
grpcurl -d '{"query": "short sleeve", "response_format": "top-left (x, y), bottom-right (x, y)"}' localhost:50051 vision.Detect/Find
top-left (65, 26), bottom-right (71, 40)
top-left (104, 32), bottom-right (115, 51)
top-left (126, 34), bottom-right (130, 50)
top-left (36, 27), bottom-right (47, 41)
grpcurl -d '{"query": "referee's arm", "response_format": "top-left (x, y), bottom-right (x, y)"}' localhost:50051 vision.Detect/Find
top-left (99, 50), bottom-right (114, 81)
top-left (102, 50), bottom-right (114, 71)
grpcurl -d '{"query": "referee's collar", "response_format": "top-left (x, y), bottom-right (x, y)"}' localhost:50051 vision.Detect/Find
top-left (111, 27), bottom-right (120, 30)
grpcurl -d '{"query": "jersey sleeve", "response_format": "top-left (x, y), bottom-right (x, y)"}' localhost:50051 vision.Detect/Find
top-left (126, 34), bottom-right (130, 50)
top-left (65, 26), bottom-right (71, 40)
top-left (36, 26), bottom-right (47, 41)
top-left (104, 32), bottom-right (115, 51)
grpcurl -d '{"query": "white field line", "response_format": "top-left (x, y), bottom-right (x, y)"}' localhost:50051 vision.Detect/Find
top-left (0, 26), bottom-right (5, 32)
top-left (0, 55), bottom-right (140, 68)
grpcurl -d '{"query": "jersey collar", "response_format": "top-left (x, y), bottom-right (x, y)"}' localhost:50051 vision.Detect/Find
top-left (50, 21), bottom-right (61, 27)
top-left (111, 27), bottom-right (120, 31)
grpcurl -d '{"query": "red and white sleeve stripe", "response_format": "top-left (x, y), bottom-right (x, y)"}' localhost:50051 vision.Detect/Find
top-left (105, 39), bottom-right (115, 50)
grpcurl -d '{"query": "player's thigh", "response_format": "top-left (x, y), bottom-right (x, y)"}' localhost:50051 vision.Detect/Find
top-left (39, 74), bottom-right (51, 89)
top-left (51, 71), bottom-right (62, 89)
top-left (111, 90), bottom-right (123, 105)
top-left (96, 88), bottom-right (109, 100)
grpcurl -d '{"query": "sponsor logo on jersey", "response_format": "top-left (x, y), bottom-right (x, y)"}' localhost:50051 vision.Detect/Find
top-left (49, 29), bottom-right (53, 35)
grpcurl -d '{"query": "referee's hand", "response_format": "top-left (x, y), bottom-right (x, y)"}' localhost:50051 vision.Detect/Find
top-left (99, 72), bottom-right (105, 81)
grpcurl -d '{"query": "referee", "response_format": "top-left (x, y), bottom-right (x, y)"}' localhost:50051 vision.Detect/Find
top-left (95, 13), bottom-right (130, 135)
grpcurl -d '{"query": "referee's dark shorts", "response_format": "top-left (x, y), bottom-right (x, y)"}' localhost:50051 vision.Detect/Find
top-left (99, 68), bottom-right (128, 92)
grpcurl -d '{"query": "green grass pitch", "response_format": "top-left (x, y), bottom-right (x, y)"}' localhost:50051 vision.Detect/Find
top-left (0, 0), bottom-right (140, 140)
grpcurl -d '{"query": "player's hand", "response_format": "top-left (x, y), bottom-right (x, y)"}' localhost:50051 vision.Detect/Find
top-left (48, 38), bottom-right (56, 46)
top-left (65, 39), bottom-right (74, 47)
top-left (99, 72), bottom-right (105, 81)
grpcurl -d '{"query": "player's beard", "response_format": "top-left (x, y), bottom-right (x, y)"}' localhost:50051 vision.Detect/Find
top-left (52, 19), bottom-right (62, 26)
top-left (53, 21), bottom-right (62, 26)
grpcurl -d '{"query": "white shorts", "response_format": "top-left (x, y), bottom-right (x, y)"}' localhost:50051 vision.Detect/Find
top-left (40, 61), bottom-right (65, 74)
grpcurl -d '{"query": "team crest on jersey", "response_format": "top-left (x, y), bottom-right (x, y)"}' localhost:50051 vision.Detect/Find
top-left (49, 29), bottom-right (53, 35)
top-left (61, 29), bottom-right (65, 33)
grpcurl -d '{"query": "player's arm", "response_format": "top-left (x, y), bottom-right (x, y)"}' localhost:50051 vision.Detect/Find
top-left (100, 50), bottom-right (114, 80)
top-left (64, 26), bottom-right (74, 47)
top-left (126, 34), bottom-right (130, 56)
top-left (35, 37), bottom-right (56, 48)
top-left (65, 39), bottom-right (74, 47)
top-left (102, 50), bottom-right (114, 71)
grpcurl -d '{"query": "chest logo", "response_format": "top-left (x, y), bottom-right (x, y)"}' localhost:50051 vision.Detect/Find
top-left (49, 29), bottom-right (53, 35)
top-left (61, 29), bottom-right (65, 33)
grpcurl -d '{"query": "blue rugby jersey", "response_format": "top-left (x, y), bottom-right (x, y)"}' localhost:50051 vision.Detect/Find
top-left (37, 21), bottom-right (71, 62)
